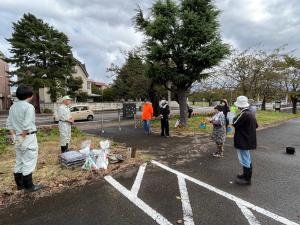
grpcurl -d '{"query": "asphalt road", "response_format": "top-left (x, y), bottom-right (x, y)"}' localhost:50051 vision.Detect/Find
top-left (0, 119), bottom-right (299, 225)
top-left (0, 107), bottom-right (214, 128)
top-left (0, 111), bottom-right (121, 128)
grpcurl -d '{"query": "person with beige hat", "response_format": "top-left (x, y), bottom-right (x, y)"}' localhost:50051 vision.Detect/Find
top-left (232, 96), bottom-right (258, 185)
top-left (58, 96), bottom-right (74, 153)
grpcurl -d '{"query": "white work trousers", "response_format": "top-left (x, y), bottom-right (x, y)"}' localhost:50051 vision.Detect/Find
top-left (59, 121), bottom-right (71, 146)
top-left (14, 134), bottom-right (38, 176)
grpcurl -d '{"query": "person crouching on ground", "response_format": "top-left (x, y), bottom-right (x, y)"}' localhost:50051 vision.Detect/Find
top-left (142, 99), bottom-right (154, 135)
top-left (209, 105), bottom-right (226, 158)
top-left (6, 85), bottom-right (44, 192)
top-left (159, 99), bottom-right (170, 137)
top-left (233, 96), bottom-right (258, 185)
top-left (58, 96), bottom-right (74, 153)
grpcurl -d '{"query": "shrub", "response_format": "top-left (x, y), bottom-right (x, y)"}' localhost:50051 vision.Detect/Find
top-left (42, 108), bottom-right (53, 114)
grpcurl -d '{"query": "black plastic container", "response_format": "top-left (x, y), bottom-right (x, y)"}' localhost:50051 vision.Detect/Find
top-left (286, 147), bottom-right (295, 155)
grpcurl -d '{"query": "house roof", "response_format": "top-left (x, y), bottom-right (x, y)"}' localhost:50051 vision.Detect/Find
top-left (89, 80), bottom-right (107, 87)
top-left (74, 58), bottom-right (89, 78)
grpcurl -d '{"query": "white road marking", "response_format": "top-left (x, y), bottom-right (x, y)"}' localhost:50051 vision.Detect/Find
top-left (178, 176), bottom-right (195, 225)
top-left (105, 175), bottom-right (173, 225)
top-left (237, 203), bottom-right (261, 225)
top-left (131, 163), bottom-right (147, 196)
top-left (151, 160), bottom-right (299, 225)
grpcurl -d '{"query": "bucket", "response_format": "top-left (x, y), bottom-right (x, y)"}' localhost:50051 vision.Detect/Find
top-left (227, 127), bottom-right (233, 133)
top-left (199, 123), bottom-right (206, 129)
top-left (286, 147), bottom-right (295, 155)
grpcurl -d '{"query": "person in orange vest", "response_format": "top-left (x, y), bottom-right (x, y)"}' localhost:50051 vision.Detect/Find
top-left (142, 99), bottom-right (154, 135)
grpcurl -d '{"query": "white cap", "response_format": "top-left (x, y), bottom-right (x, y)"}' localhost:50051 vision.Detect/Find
top-left (161, 100), bottom-right (167, 105)
top-left (62, 96), bottom-right (72, 101)
top-left (234, 96), bottom-right (249, 108)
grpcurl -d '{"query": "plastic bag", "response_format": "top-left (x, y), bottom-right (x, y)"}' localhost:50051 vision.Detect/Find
top-left (95, 149), bottom-right (109, 169)
top-left (175, 120), bottom-right (180, 128)
top-left (79, 147), bottom-right (90, 157)
top-left (100, 140), bottom-right (110, 150)
top-left (81, 140), bottom-right (92, 149)
top-left (79, 140), bottom-right (92, 157)
top-left (81, 156), bottom-right (97, 170)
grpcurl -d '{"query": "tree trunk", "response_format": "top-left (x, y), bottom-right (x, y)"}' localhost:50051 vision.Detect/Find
top-left (148, 84), bottom-right (160, 117)
top-left (291, 97), bottom-right (297, 114)
top-left (261, 97), bottom-right (266, 111)
top-left (177, 89), bottom-right (188, 127)
top-left (33, 92), bottom-right (41, 114)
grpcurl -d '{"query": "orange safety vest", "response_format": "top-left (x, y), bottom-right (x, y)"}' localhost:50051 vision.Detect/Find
top-left (142, 102), bottom-right (153, 120)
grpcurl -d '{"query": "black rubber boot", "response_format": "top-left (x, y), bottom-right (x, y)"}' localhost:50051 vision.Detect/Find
top-left (66, 143), bottom-right (69, 151)
top-left (61, 145), bottom-right (67, 153)
top-left (14, 173), bottom-right (24, 190)
top-left (236, 166), bottom-right (246, 179)
top-left (23, 173), bottom-right (44, 192)
top-left (235, 167), bottom-right (251, 185)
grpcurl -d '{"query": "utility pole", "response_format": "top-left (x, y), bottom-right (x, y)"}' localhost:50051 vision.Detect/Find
top-left (101, 88), bottom-right (104, 134)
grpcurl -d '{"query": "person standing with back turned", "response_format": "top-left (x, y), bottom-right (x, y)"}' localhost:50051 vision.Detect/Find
top-left (159, 99), bottom-right (170, 137)
top-left (142, 99), bottom-right (154, 135)
top-left (233, 96), bottom-right (258, 185)
top-left (7, 85), bottom-right (44, 192)
top-left (58, 96), bottom-right (74, 153)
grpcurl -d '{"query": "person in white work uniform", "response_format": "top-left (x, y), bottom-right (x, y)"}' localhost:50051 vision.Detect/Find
top-left (7, 85), bottom-right (43, 192)
top-left (58, 96), bottom-right (74, 153)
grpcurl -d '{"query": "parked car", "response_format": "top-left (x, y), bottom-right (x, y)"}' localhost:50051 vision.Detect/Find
top-left (53, 105), bottom-right (94, 123)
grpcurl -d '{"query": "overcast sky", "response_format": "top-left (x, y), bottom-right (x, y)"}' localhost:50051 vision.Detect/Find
top-left (0, 0), bottom-right (299, 83)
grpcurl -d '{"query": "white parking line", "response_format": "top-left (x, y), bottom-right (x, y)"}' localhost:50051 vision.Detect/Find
top-left (105, 175), bottom-right (173, 225)
top-left (131, 163), bottom-right (147, 196)
top-left (151, 160), bottom-right (299, 225)
top-left (237, 203), bottom-right (261, 225)
top-left (178, 176), bottom-right (195, 225)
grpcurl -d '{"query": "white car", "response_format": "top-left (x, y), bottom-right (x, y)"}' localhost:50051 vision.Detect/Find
top-left (53, 105), bottom-right (94, 123)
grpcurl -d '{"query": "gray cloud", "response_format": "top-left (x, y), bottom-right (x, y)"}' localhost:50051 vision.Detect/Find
top-left (215, 0), bottom-right (300, 54)
top-left (0, 0), bottom-right (299, 83)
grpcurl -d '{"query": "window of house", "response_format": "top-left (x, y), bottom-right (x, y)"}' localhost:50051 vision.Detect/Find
top-left (87, 82), bottom-right (91, 89)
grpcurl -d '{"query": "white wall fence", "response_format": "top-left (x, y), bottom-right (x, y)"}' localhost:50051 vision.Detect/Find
top-left (40, 101), bottom-right (181, 113)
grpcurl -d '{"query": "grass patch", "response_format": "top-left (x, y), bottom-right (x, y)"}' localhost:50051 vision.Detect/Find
top-left (0, 128), bottom-right (9, 155)
top-left (0, 127), bottom-right (85, 155)
top-left (152, 110), bottom-right (300, 135)
top-left (256, 111), bottom-right (300, 126)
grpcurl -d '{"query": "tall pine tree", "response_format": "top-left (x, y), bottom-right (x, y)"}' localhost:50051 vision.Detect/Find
top-left (135, 0), bottom-right (230, 126)
top-left (7, 13), bottom-right (75, 112)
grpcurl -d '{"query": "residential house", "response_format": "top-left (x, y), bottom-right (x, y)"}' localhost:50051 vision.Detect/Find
top-left (90, 80), bottom-right (108, 90)
top-left (39, 58), bottom-right (93, 103)
top-left (0, 58), bottom-right (11, 110)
